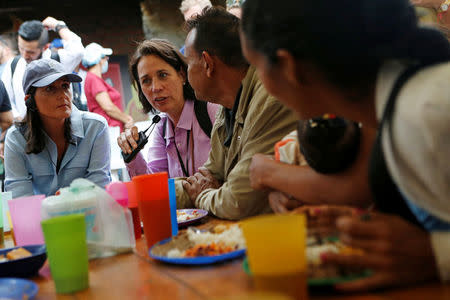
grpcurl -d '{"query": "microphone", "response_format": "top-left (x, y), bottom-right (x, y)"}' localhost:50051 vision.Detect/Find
top-left (121, 115), bottom-right (162, 163)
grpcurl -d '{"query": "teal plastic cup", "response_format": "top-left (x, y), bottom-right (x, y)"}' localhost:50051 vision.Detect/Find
top-left (41, 214), bottom-right (89, 294)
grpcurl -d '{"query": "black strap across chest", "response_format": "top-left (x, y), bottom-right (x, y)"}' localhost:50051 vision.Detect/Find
top-left (368, 65), bottom-right (424, 228)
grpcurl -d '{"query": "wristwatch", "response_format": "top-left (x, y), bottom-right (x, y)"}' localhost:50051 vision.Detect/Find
top-left (55, 21), bottom-right (68, 32)
top-left (438, 1), bottom-right (450, 13)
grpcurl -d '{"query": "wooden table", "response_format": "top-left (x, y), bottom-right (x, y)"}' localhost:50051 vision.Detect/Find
top-left (4, 218), bottom-right (450, 300)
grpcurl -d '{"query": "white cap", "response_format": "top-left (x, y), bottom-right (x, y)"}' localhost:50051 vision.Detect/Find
top-left (82, 42), bottom-right (113, 68)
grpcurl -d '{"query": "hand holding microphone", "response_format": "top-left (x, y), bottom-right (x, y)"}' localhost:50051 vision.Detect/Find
top-left (118, 115), bottom-right (161, 163)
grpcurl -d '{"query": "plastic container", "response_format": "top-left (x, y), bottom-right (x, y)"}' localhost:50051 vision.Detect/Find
top-left (105, 182), bottom-right (136, 247)
top-left (42, 187), bottom-right (103, 243)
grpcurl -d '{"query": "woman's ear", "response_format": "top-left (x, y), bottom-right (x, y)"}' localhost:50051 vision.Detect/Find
top-left (276, 49), bottom-right (306, 87)
top-left (179, 68), bottom-right (187, 84)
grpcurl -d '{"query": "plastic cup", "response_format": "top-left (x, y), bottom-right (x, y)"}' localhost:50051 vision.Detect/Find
top-left (0, 196), bottom-right (3, 246)
top-left (168, 178), bottom-right (178, 237)
top-left (41, 214), bottom-right (89, 294)
top-left (133, 172), bottom-right (171, 250)
top-left (105, 182), bottom-right (128, 207)
top-left (124, 181), bottom-right (141, 239)
top-left (8, 195), bottom-right (45, 246)
top-left (240, 214), bottom-right (308, 299)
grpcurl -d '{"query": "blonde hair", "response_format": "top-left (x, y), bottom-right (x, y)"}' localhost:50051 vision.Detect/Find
top-left (179, 0), bottom-right (212, 13)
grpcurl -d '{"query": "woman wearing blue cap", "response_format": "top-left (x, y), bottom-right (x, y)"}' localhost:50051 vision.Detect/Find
top-left (4, 58), bottom-right (111, 198)
top-left (241, 0), bottom-right (450, 291)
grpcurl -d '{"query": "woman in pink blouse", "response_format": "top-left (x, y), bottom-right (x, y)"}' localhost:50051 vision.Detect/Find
top-left (117, 39), bottom-right (219, 178)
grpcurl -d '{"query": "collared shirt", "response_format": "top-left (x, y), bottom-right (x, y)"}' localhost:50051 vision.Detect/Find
top-left (375, 61), bottom-right (450, 282)
top-left (127, 100), bottom-right (219, 178)
top-left (223, 85), bottom-right (242, 147)
top-left (175, 66), bottom-right (298, 220)
top-left (1, 32), bottom-right (84, 119)
top-left (4, 106), bottom-right (111, 198)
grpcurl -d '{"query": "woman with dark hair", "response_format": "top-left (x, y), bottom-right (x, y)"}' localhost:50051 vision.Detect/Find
top-left (241, 0), bottom-right (450, 290)
top-left (117, 39), bottom-right (219, 178)
top-left (4, 58), bottom-right (111, 198)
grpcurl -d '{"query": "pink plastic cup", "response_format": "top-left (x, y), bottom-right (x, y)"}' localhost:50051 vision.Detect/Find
top-left (8, 195), bottom-right (46, 246)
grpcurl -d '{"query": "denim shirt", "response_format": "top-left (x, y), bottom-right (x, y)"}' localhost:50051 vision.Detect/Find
top-left (4, 106), bottom-right (111, 198)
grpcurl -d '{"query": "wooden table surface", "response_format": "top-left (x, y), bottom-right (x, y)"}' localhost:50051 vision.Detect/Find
top-left (4, 217), bottom-right (450, 300)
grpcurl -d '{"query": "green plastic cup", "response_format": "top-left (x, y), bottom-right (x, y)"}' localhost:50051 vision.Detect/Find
top-left (41, 214), bottom-right (89, 294)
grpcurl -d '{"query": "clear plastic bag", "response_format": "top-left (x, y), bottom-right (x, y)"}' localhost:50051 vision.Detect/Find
top-left (41, 179), bottom-right (135, 259)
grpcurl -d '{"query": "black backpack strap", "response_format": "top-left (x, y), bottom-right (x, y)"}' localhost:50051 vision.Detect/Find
top-left (368, 64), bottom-right (424, 227)
top-left (10, 55), bottom-right (21, 77)
top-left (50, 50), bottom-right (60, 62)
top-left (194, 100), bottom-right (212, 138)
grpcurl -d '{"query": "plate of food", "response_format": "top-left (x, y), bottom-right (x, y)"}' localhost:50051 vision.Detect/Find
top-left (177, 209), bottom-right (208, 227)
top-left (0, 278), bottom-right (39, 299)
top-left (243, 235), bottom-right (371, 286)
top-left (150, 224), bottom-right (246, 265)
top-left (0, 245), bottom-right (47, 278)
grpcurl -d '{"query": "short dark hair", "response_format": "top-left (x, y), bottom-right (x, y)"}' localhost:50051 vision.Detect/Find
top-left (18, 20), bottom-right (48, 48)
top-left (241, 0), bottom-right (450, 91)
top-left (0, 33), bottom-right (18, 54)
top-left (129, 39), bottom-right (197, 114)
top-left (185, 6), bottom-right (248, 69)
top-left (17, 87), bottom-right (73, 154)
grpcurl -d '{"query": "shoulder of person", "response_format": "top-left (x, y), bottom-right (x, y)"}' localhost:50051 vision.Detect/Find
top-left (80, 111), bottom-right (109, 128)
top-left (5, 124), bottom-right (26, 145)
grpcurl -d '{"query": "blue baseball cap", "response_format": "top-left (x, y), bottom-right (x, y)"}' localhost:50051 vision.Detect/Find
top-left (22, 58), bottom-right (82, 94)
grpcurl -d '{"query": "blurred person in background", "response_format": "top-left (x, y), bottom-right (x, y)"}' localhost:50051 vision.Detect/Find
top-left (226, 0), bottom-right (244, 18)
top-left (241, 0), bottom-right (450, 290)
top-left (0, 34), bottom-right (17, 76)
top-left (0, 80), bottom-right (13, 191)
top-left (179, 0), bottom-right (212, 54)
top-left (118, 39), bottom-right (219, 178)
top-left (4, 59), bottom-right (111, 198)
top-left (1, 17), bottom-right (84, 120)
top-left (83, 42), bottom-right (133, 132)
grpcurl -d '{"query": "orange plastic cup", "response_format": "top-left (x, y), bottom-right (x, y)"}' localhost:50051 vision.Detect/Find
top-left (124, 181), bottom-right (141, 239)
top-left (132, 173), bottom-right (172, 250)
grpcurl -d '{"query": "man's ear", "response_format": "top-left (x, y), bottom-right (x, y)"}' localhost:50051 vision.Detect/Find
top-left (43, 43), bottom-right (50, 51)
top-left (24, 94), bottom-right (31, 102)
top-left (275, 49), bottom-right (305, 87)
top-left (201, 51), bottom-right (214, 78)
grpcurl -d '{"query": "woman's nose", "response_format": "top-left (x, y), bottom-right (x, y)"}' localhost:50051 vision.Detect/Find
top-left (151, 79), bottom-right (162, 92)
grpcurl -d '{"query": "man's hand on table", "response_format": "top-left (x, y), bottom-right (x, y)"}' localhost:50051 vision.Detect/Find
top-left (318, 211), bottom-right (438, 291)
top-left (182, 167), bottom-right (221, 202)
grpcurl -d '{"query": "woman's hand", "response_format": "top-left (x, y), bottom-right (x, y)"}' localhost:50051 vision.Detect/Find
top-left (124, 116), bottom-right (134, 130)
top-left (411, 0), bottom-right (442, 10)
top-left (321, 212), bottom-right (438, 291)
top-left (269, 191), bottom-right (303, 213)
top-left (117, 126), bottom-right (139, 155)
top-left (249, 154), bottom-right (275, 190)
